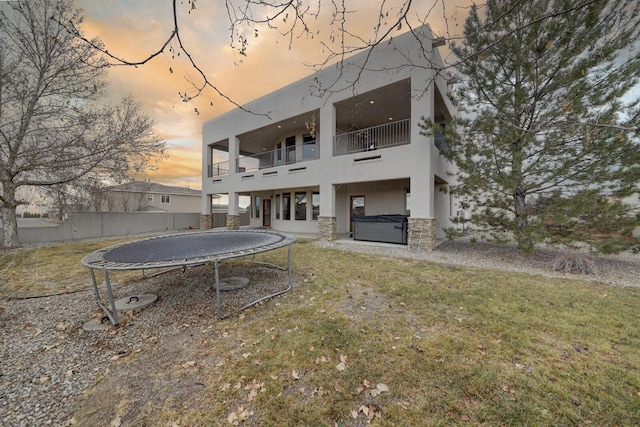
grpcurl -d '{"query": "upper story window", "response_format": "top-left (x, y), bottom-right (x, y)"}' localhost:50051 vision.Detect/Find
top-left (161, 195), bottom-right (170, 203)
top-left (146, 194), bottom-right (153, 201)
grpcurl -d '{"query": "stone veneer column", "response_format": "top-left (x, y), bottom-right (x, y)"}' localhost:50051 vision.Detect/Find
top-left (226, 214), bottom-right (240, 230)
top-left (200, 214), bottom-right (213, 230)
top-left (317, 216), bottom-right (337, 241)
top-left (407, 217), bottom-right (436, 252)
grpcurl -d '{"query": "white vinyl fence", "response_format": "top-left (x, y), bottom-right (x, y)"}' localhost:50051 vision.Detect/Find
top-left (1, 212), bottom-right (205, 245)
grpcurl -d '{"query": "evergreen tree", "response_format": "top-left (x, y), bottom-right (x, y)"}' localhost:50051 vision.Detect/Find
top-left (426, 0), bottom-right (640, 252)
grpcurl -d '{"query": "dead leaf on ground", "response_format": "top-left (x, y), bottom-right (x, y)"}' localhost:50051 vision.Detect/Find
top-left (227, 406), bottom-right (254, 425)
top-left (377, 383), bottom-right (389, 392)
top-left (315, 356), bottom-right (329, 364)
top-left (336, 355), bottom-right (347, 371)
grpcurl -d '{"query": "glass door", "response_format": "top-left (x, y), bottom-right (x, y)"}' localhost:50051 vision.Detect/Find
top-left (263, 198), bottom-right (272, 227)
top-left (285, 136), bottom-right (296, 164)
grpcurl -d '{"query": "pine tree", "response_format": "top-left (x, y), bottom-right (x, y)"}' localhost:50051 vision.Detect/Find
top-left (427, 0), bottom-right (640, 252)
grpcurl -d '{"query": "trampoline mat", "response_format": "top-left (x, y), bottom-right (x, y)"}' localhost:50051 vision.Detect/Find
top-left (102, 231), bottom-right (285, 264)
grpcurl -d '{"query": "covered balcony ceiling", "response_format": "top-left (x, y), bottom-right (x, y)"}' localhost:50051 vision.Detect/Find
top-left (210, 77), bottom-right (453, 156)
top-left (335, 78), bottom-right (412, 131)
top-left (211, 111), bottom-right (318, 156)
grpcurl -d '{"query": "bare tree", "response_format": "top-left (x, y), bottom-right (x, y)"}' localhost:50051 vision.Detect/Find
top-left (59, 0), bottom-right (443, 112)
top-left (42, 175), bottom-right (108, 220)
top-left (119, 192), bottom-right (133, 212)
top-left (0, 0), bottom-right (165, 247)
top-left (44, 184), bottom-right (74, 222)
top-left (59, 0), bottom-right (639, 128)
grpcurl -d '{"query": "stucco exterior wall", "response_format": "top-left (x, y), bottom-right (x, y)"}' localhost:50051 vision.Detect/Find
top-left (202, 24), bottom-right (458, 247)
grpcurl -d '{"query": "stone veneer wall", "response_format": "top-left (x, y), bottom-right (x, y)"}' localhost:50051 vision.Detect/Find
top-left (318, 216), bottom-right (337, 241)
top-left (407, 217), bottom-right (436, 252)
top-left (200, 214), bottom-right (213, 230)
top-left (226, 214), bottom-right (240, 230)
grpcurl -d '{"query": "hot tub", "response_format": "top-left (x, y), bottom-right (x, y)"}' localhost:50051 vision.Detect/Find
top-left (352, 215), bottom-right (408, 245)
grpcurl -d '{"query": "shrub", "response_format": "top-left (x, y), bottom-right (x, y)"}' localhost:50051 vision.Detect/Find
top-left (551, 254), bottom-right (599, 275)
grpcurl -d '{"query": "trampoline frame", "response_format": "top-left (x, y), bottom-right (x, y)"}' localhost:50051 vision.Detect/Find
top-left (81, 229), bottom-right (296, 326)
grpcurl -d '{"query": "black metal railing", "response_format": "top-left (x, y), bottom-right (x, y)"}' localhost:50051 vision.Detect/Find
top-left (208, 141), bottom-right (320, 177)
top-left (333, 119), bottom-right (410, 156)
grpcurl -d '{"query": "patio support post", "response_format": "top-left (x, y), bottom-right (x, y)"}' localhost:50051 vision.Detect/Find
top-left (319, 101), bottom-right (335, 160)
top-left (200, 194), bottom-right (213, 229)
top-left (318, 104), bottom-right (337, 241)
top-left (318, 216), bottom-right (337, 241)
top-left (229, 136), bottom-right (239, 174)
top-left (407, 60), bottom-right (438, 252)
top-left (318, 184), bottom-right (337, 241)
top-left (227, 191), bottom-right (240, 230)
top-left (407, 217), bottom-right (436, 252)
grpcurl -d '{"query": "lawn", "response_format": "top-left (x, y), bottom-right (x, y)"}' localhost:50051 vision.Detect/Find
top-left (0, 237), bottom-right (141, 298)
top-left (2, 238), bottom-right (640, 425)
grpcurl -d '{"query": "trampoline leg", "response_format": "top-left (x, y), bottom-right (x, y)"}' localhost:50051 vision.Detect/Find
top-left (215, 260), bottom-right (221, 319)
top-left (89, 268), bottom-right (120, 327)
top-left (288, 244), bottom-right (292, 286)
top-left (236, 242), bottom-right (294, 313)
top-left (103, 270), bottom-right (120, 326)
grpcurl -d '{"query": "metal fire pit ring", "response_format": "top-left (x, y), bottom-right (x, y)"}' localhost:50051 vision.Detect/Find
top-left (81, 229), bottom-right (296, 326)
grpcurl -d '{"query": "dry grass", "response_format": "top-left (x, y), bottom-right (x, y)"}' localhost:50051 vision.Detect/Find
top-left (3, 238), bottom-right (640, 425)
top-left (0, 237), bottom-right (141, 298)
top-left (551, 253), bottom-right (600, 274)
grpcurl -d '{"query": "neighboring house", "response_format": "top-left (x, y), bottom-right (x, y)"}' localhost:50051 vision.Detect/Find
top-left (200, 24), bottom-right (459, 251)
top-left (105, 181), bottom-right (206, 213)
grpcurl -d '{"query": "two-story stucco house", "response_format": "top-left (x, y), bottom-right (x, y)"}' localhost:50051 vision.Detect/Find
top-left (200, 24), bottom-right (458, 251)
top-left (105, 181), bottom-right (204, 213)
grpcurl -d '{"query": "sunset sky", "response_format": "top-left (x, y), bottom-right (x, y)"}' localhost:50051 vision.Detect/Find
top-left (77, 0), bottom-right (470, 189)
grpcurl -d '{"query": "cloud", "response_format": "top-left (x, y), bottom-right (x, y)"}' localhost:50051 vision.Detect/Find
top-left (78, 0), bottom-right (475, 189)
top-left (141, 146), bottom-right (202, 189)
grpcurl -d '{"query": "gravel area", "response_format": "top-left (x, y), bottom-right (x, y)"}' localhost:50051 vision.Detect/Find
top-left (316, 237), bottom-right (640, 288)
top-left (1, 237), bottom-right (638, 426)
top-left (0, 262), bottom-right (295, 427)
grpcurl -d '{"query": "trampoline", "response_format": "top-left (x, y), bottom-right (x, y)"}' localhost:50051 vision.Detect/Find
top-left (81, 229), bottom-right (296, 326)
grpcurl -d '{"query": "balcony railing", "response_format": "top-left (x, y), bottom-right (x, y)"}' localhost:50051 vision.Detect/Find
top-left (333, 119), bottom-right (410, 156)
top-left (208, 141), bottom-right (319, 177)
top-left (208, 161), bottom-right (230, 177)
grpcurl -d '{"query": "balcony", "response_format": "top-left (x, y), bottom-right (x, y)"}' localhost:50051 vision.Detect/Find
top-left (333, 119), bottom-right (410, 156)
top-left (208, 141), bottom-right (319, 177)
top-left (208, 161), bottom-right (230, 178)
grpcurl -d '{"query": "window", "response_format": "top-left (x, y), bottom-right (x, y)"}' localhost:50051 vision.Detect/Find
top-left (405, 188), bottom-right (411, 215)
top-left (303, 134), bottom-right (317, 160)
top-left (146, 194), bottom-right (153, 201)
top-left (275, 194), bottom-right (281, 220)
top-left (285, 136), bottom-right (296, 164)
top-left (295, 192), bottom-right (307, 220)
top-left (283, 192), bottom-right (291, 220)
top-left (312, 192), bottom-right (320, 220)
top-left (161, 195), bottom-right (170, 203)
